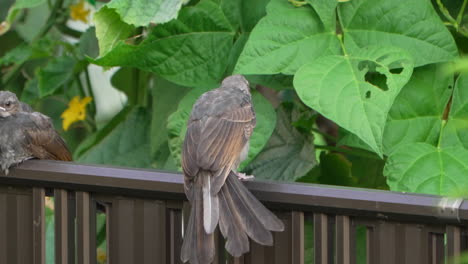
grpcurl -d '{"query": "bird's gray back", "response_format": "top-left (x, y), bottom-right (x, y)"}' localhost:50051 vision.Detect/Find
top-left (189, 87), bottom-right (251, 122)
top-left (0, 113), bottom-right (50, 171)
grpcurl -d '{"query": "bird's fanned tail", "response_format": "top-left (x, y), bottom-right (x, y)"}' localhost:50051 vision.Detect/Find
top-left (218, 172), bottom-right (284, 257)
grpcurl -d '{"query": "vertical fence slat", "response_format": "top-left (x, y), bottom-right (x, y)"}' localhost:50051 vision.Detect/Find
top-left (368, 222), bottom-right (397, 264)
top-left (77, 191), bottom-right (96, 264)
top-left (167, 209), bottom-right (183, 264)
top-left (430, 233), bottom-right (444, 264)
top-left (32, 187), bottom-right (45, 264)
top-left (108, 197), bottom-right (167, 264)
top-left (291, 211), bottom-right (304, 264)
top-left (336, 215), bottom-right (353, 264)
top-left (54, 189), bottom-right (68, 264)
top-left (447, 225), bottom-right (461, 262)
top-left (314, 213), bottom-right (332, 264)
top-left (0, 189), bottom-right (6, 264)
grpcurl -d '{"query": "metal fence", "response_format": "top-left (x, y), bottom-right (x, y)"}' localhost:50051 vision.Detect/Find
top-left (0, 160), bottom-right (467, 264)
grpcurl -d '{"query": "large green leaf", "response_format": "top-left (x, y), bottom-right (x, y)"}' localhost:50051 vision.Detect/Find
top-left (234, 0), bottom-right (341, 75)
top-left (245, 104), bottom-right (316, 181)
top-left (93, 6), bottom-right (135, 57)
top-left (383, 64), bottom-right (452, 154)
top-left (306, 0), bottom-right (337, 31)
top-left (78, 107), bottom-right (153, 168)
top-left (167, 88), bottom-right (276, 170)
top-left (384, 143), bottom-right (468, 195)
top-left (92, 0), bottom-right (235, 87)
top-left (38, 56), bottom-right (76, 98)
top-left (294, 46), bottom-right (414, 156)
top-left (106, 0), bottom-right (186, 26)
top-left (167, 86), bottom-right (209, 169)
top-left (151, 76), bottom-right (190, 169)
top-left (338, 0), bottom-right (458, 67)
top-left (441, 74), bottom-right (468, 149)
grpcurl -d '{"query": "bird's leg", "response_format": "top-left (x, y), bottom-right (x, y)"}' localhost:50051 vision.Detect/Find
top-left (234, 171), bottom-right (255, 181)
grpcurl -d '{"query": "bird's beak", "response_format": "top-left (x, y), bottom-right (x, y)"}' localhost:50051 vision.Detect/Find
top-left (0, 107), bottom-right (5, 112)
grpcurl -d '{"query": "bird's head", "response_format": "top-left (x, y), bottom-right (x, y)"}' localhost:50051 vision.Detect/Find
top-left (221, 75), bottom-right (251, 93)
top-left (0, 91), bottom-right (20, 118)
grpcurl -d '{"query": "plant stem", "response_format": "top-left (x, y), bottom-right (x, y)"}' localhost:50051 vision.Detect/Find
top-left (315, 144), bottom-right (382, 160)
top-left (436, 0), bottom-right (458, 27)
top-left (457, 0), bottom-right (468, 26)
top-left (311, 128), bottom-right (338, 142)
top-left (84, 67), bottom-right (97, 117)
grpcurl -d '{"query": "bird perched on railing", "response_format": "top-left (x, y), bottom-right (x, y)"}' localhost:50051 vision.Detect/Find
top-left (0, 91), bottom-right (72, 174)
top-left (181, 75), bottom-right (284, 264)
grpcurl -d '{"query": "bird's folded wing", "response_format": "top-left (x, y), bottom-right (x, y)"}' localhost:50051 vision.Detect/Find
top-left (182, 104), bottom-right (255, 194)
top-left (24, 113), bottom-right (72, 161)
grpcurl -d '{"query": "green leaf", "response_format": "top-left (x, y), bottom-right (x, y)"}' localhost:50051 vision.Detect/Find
top-left (92, 0), bottom-right (235, 87)
top-left (79, 27), bottom-right (100, 58)
top-left (297, 152), bottom-right (354, 186)
top-left (20, 78), bottom-right (40, 104)
top-left (239, 0), bottom-right (270, 32)
top-left (383, 64), bottom-right (452, 154)
top-left (0, 38), bottom-right (52, 66)
top-left (234, 0), bottom-right (341, 75)
top-left (12, 0), bottom-right (45, 9)
top-left (38, 56), bottom-right (76, 98)
top-left (78, 107), bottom-right (153, 168)
top-left (348, 154), bottom-right (387, 189)
top-left (74, 107), bottom-right (133, 158)
top-left (294, 46), bottom-right (414, 156)
top-left (93, 6), bottom-right (135, 57)
top-left (441, 74), bottom-right (468, 149)
top-left (167, 86), bottom-right (210, 169)
top-left (106, 0), bottom-right (186, 26)
top-left (151, 76), bottom-right (190, 161)
top-left (384, 142), bottom-right (468, 195)
top-left (110, 67), bottom-right (151, 106)
top-left (306, 0), bottom-right (338, 31)
top-left (338, 0), bottom-right (458, 67)
top-left (247, 74), bottom-right (294, 90)
top-left (245, 104), bottom-right (317, 181)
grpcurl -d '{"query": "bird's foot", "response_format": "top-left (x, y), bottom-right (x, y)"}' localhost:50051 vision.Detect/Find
top-left (235, 172), bottom-right (255, 181)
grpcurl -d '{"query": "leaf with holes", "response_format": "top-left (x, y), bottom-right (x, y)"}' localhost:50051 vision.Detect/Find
top-left (383, 64), bottom-right (452, 154)
top-left (441, 74), bottom-right (468, 149)
top-left (234, 0), bottom-right (341, 75)
top-left (338, 0), bottom-right (458, 67)
top-left (294, 46), bottom-right (414, 156)
top-left (384, 143), bottom-right (468, 195)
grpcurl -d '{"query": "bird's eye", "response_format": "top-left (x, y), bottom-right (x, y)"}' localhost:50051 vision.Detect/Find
top-left (5, 101), bottom-right (11, 107)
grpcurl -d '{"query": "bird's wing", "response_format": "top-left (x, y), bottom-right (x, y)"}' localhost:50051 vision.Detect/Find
top-left (23, 113), bottom-right (72, 161)
top-left (182, 103), bottom-right (255, 195)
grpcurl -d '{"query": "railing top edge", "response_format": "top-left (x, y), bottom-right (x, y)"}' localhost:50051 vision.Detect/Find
top-left (1, 160), bottom-right (467, 222)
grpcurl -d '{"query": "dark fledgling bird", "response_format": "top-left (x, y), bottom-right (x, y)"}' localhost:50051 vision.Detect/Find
top-left (180, 75), bottom-right (284, 264)
top-left (0, 91), bottom-right (72, 174)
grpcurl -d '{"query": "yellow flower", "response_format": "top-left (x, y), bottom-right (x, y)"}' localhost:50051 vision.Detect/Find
top-left (70, 0), bottom-right (90, 23)
top-left (61, 96), bottom-right (92, 131)
top-left (97, 248), bottom-right (107, 263)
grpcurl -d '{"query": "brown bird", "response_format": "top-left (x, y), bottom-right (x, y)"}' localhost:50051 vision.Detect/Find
top-left (180, 75), bottom-right (284, 264)
top-left (0, 91), bottom-right (72, 174)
